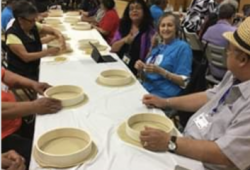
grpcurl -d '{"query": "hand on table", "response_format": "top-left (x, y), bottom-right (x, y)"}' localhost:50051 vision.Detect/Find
top-left (140, 127), bottom-right (170, 152)
top-left (33, 97), bottom-right (62, 114)
top-left (142, 94), bottom-right (168, 109)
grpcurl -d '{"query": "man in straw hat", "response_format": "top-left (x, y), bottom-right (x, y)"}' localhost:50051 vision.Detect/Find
top-left (141, 17), bottom-right (250, 170)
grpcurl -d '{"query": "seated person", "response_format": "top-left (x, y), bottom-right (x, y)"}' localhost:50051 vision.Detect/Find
top-left (150, 0), bottom-right (168, 26)
top-left (135, 12), bottom-right (192, 98)
top-left (202, 3), bottom-right (237, 80)
top-left (2, 150), bottom-right (26, 170)
top-left (91, 0), bottom-right (120, 44)
top-left (1, 67), bottom-right (62, 169)
top-left (1, 0), bottom-right (17, 31)
top-left (111, 0), bottom-right (155, 75)
top-left (5, 0), bottom-right (66, 81)
top-left (80, 0), bottom-right (100, 17)
top-left (140, 17), bottom-right (250, 170)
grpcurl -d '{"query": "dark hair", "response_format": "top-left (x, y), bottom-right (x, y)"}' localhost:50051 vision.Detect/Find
top-left (13, 0), bottom-right (38, 19)
top-left (199, 13), bottom-right (218, 39)
top-left (219, 3), bottom-right (236, 19)
top-left (6, 0), bottom-right (17, 5)
top-left (102, 0), bottom-right (115, 10)
top-left (157, 12), bottom-right (180, 37)
top-left (154, 0), bottom-right (166, 6)
top-left (119, 0), bottom-right (153, 37)
top-left (243, 4), bottom-right (250, 16)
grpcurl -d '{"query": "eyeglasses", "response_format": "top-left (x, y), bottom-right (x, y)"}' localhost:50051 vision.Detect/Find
top-left (129, 5), bottom-right (142, 12)
top-left (21, 17), bottom-right (36, 24)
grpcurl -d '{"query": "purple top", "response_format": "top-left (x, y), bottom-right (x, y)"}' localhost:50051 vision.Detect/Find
top-left (202, 20), bottom-right (236, 47)
top-left (111, 27), bottom-right (156, 61)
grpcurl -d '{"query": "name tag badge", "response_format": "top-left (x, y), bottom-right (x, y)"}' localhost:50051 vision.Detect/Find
top-left (194, 112), bottom-right (210, 130)
top-left (122, 54), bottom-right (131, 65)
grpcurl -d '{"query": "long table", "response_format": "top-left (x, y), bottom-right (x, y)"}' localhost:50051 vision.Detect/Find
top-left (29, 14), bottom-right (205, 170)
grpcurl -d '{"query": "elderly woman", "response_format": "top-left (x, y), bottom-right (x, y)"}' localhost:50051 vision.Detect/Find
top-left (5, 0), bottom-right (65, 81)
top-left (111, 0), bottom-right (155, 75)
top-left (91, 0), bottom-right (119, 44)
top-left (135, 12), bottom-right (192, 98)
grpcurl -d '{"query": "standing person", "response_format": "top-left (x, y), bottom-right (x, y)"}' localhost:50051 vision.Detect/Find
top-left (111, 0), bottom-right (155, 75)
top-left (141, 17), bottom-right (250, 170)
top-left (5, 0), bottom-right (65, 81)
top-left (1, 67), bottom-right (62, 169)
top-left (135, 12), bottom-right (192, 98)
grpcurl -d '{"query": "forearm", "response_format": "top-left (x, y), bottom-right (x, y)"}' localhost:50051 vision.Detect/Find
top-left (18, 50), bottom-right (50, 62)
top-left (167, 92), bottom-right (208, 112)
top-left (161, 70), bottom-right (185, 87)
top-left (81, 16), bottom-right (95, 23)
top-left (41, 35), bottom-right (55, 44)
top-left (41, 25), bottom-right (63, 39)
top-left (111, 38), bottom-right (127, 52)
top-left (175, 137), bottom-right (233, 166)
top-left (2, 102), bottom-right (35, 119)
top-left (95, 27), bottom-right (108, 36)
top-left (4, 70), bottom-right (37, 89)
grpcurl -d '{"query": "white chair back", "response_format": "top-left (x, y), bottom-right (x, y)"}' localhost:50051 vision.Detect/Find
top-left (183, 27), bottom-right (203, 51)
top-left (203, 42), bottom-right (227, 69)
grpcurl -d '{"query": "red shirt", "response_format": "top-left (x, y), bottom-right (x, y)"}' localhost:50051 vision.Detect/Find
top-left (1, 68), bottom-right (22, 139)
top-left (98, 9), bottom-right (119, 44)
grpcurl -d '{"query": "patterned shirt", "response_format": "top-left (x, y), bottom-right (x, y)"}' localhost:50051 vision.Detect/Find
top-left (182, 0), bottom-right (218, 32)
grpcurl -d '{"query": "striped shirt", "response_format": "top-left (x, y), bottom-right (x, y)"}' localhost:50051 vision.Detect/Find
top-left (182, 0), bottom-right (218, 32)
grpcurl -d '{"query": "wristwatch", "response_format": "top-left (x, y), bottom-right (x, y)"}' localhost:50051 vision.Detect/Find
top-left (168, 136), bottom-right (177, 153)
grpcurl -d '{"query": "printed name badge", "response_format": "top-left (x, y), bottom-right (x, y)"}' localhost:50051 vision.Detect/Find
top-left (122, 54), bottom-right (131, 65)
top-left (194, 113), bottom-right (210, 130)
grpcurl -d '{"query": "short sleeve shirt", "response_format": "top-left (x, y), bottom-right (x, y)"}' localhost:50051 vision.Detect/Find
top-left (1, 68), bottom-right (22, 139)
top-left (184, 71), bottom-right (250, 170)
top-left (6, 22), bottom-right (43, 45)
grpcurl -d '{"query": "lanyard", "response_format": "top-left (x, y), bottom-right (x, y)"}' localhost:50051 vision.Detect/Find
top-left (212, 80), bottom-right (240, 114)
top-left (148, 45), bottom-right (165, 64)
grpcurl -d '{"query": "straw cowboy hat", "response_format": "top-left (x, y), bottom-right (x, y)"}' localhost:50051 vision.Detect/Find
top-left (223, 17), bottom-right (250, 55)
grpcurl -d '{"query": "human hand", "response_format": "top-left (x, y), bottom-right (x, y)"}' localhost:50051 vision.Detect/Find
top-left (32, 82), bottom-right (51, 95)
top-left (57, 35), bottom-right (66, 50)
top-left (80, 10), bottom-right (89, 17)
top-left (134, 60), bottom-right (146, 70)
top-left (6, 162), bottom-right (26, 170)
top-left (143, 64), bottom-right (163, 74)
top-left (33, 97), bottom-right (62, 114)
top-left (140, 127), bottom-right (170, 152)
top-left (142, 94), bottom-right (168, 108)
top-left (2, 150), bottom-right (26, 170)
top-left (48, 47), bottom-right (60, 55)
top-left (124, 29), bottom-right (138, 44)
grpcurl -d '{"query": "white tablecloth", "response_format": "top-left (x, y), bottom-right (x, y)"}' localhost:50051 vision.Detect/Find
top-left (29, 14), bottom-right (205, 170)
